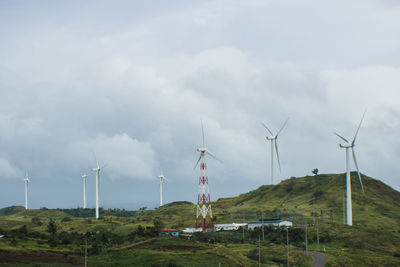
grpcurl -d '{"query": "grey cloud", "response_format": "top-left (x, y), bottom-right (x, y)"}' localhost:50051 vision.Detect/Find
top-left (1, 1), bottom-right (400, 208)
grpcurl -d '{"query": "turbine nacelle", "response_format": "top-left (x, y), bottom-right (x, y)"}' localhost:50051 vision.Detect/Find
top-left (197, 148), bottom-right (207, 153)
top-left (339, 143), bottom-right (353, 148)
top-left (266, 136), bottom-right (277, 140)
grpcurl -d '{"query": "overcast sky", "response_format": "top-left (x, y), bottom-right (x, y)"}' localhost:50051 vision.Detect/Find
top-left (1, 0), bottom-right (400, 209)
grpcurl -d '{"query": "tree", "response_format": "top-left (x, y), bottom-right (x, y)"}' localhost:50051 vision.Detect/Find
top-left (312, 168), bottom-right (319, 176)
top-left (153, 217), bottom-right (165, 231)
top-left (136, 225), bottom-right (144, 236)
top-left (47, 219), bottom-right (57, 235)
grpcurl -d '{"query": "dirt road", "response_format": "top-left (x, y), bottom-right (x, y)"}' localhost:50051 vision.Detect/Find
top-left (308, 251), bottom-right (328, 267)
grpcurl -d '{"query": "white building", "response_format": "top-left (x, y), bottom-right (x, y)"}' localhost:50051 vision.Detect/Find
top-left (214, 223), bottom-right (248, 231)
top-left (247, 219), bottom-right (292, 230)
top-left (182, 227), bottom-right (203, 233)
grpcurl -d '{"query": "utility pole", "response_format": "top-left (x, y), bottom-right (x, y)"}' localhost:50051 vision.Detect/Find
top-left (85, 237), bottom-right (88, 267)
top-left (316, 220), bottom-right (319, 250)
top-left (258, 236), bottom-right (261, 267)
top-left (286, 227), bottom-right (289, 267)
top-left (312, 196), bottom-right (315, 225)
top-left (242, 213), bottom-right (245, 241)
top-left (261, 210), bottom-right (265, 242)
top-left (305, 224), bottom-right (308, 254)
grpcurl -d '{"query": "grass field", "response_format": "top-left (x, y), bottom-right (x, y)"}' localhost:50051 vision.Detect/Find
top-left (1, 173), bottom-right (400, 266)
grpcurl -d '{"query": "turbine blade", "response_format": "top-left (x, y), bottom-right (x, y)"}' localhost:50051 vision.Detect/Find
top-left (201, 119), bottom-right (205, 147)
top-left (352, 111), bottom-right (366, 146)
top-left (101, 164), bottom-right (107, 170)
top-left (275, 140), bottom-right (282, 173)
top-left (261, 122), bottom-right (274, 136)
top-left (93, 152), bottom-right (100, 169)
top-left (351, 148), bottom-right (365, 193)
top-left (206, 150), bottom-right (223, 163)
top-left (276, 118), bottom-right (289, 137)
top-left (334, 132), bottom-right (349, 143)
top-left (194, 155), bottom-right (201, 169)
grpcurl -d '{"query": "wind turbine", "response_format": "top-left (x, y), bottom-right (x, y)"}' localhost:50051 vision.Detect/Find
top-left (194, 120), bottom-right (222, 231)
top-left (24, 172), bottom-right (30, 210)
top-left (81, 173), bottom-right (88, 209)
top-left (334, 112), bottom-right (366, 226)
top-left (261, 119), bottom-right (288, 185)
top-left (158, 171), bottom-right (168, 207)
top-left (92, 159), bottom-right (105, 219)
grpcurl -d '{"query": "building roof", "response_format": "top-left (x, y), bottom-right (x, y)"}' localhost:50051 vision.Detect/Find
top-left (160, 228), bottom-right (178, 232)
top-left (248, 219), bottom-right (289, 224)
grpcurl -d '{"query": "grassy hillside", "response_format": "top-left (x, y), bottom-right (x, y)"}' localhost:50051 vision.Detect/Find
top-left (146, 172), bottom-right (400, 229)
top-left (1, 173), bottom-right (400, 266)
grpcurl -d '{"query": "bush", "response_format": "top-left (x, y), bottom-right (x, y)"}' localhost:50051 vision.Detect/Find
top-left (32, 217), bottom-right (43, 226)
top-left (313, 190), bottom-right (324, 199)
top-left (47, 219), bottom-right (57, 235)
top-left (10, 238), bottom-right (17, 247)
top-left (61, 217), bottom-right (72, 222)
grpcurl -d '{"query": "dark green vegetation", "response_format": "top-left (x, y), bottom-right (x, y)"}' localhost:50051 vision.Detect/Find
top-left (0, 173), bottom-right (400, 266)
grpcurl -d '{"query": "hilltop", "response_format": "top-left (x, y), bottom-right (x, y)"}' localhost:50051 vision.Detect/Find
top-left (150, 173), bottom-right (400, 229)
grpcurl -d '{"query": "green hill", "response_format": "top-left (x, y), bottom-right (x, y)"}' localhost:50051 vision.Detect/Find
top-left (1, 173), bottom-right (400, 266)
top-left (148, 172), bottom-right (400, 229)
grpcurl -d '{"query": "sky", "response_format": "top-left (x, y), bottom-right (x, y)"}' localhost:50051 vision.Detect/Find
top-left (1, 0), bottom-right (400, 209)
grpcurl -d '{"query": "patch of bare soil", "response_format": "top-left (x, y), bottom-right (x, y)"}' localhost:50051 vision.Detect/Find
top-left (0, 249), bottom-right (83, 265)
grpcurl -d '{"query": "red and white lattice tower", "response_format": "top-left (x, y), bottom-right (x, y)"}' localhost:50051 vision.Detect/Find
top-left (195, 148), bottom-right (213, 231)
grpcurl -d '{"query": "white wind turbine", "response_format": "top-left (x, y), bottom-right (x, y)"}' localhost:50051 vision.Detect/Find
top-left (92, 159), bottom-right (106, 219)
top-left (194, 121), bottom-right (223, 169)
top-left (334, 112), bottom-right (366, 226)
top-left (81, 173), bottom-right (88, 209)
top-left (158, 171), bottom-right (168, 207)
top-left (24, 172), bottom-right (30, 210)
top-left (261, 119), bottom-right (289, 185)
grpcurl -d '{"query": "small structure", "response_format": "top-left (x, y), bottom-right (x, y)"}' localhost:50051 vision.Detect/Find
top-left (214, 223), bottom-right (248, 231)
top-left (159, 228), bottom-right (179, 237)
top-left (182, 227), bottom-right (203, 233)
top-left (248, 218), bottom-right (292, 230)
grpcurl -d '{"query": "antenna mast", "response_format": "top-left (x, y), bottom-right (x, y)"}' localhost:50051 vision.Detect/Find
top-left (196, 150), bottom-right (213, 231)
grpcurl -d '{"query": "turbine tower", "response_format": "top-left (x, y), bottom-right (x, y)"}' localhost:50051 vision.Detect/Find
top-left (24, 172), bottom-right (30, 210)
top-left (194, 120), bottom-right (222, 231)
top-left (81, 173), bottom-right (88, 209)
top-left (92, 159), bottom-right (105, 219)
top-left (334, 112), bottom-right (366, 226)
top-left (158, 171), bottom-right (168, 207)
top-left (261, 119), bottom-right (288, 185)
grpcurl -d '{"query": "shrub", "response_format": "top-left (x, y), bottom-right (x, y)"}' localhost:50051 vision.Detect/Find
top-left (47, 219), bottom-right (57, 235)
top-left (61, 217), bottom-right (72, 222)
top-left (32, 217), bottom-right (43, 226)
